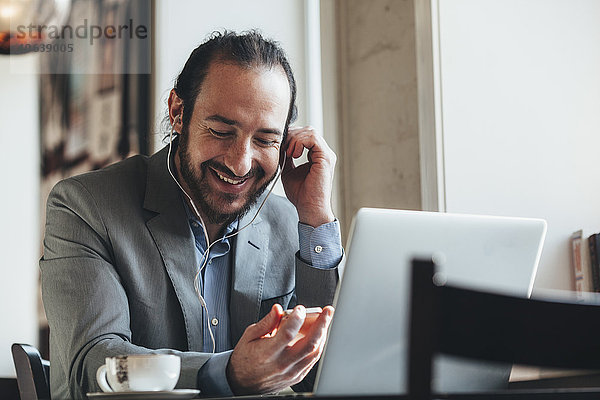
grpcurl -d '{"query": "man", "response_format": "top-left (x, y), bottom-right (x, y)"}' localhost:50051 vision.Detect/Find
top-left (41, 31), bottom-right (342, 399)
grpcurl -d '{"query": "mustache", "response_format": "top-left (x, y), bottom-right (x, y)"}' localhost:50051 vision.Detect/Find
top-left (202, 159), bottom-right (263, 180)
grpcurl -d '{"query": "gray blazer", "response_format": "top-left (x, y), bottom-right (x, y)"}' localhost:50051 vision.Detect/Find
top-left (40, 145), bottom-right (340, 399)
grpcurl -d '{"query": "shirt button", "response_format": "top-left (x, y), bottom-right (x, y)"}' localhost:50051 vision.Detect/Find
top-left (211, 318), bottom-right (219, 326)
top-left (191, 222), bottom-right (199, 228)
top-left (314, 245), bottom-right (323, 253)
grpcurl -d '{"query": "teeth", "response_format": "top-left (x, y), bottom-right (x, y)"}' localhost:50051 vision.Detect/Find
top-left (216, 171), bottom-right (244, 185)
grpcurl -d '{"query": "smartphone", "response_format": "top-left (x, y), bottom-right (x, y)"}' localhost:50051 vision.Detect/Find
top-left (283, 306), bottom-right (322, 319)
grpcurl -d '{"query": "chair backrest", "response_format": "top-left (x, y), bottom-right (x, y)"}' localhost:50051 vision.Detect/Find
top-left (408, 258), bottom-right (600, 399)
top-left (11, 343), bottom-right (50, 400)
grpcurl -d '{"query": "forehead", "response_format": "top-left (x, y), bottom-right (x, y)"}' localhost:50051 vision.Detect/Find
top-left (191, 62), bottom-right (291, 127)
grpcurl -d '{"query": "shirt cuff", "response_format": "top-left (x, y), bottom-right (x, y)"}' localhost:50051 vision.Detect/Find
top-left (197, 350), bottom-right (234, 396)
top-left (298, 220), bottom-right (343, 268)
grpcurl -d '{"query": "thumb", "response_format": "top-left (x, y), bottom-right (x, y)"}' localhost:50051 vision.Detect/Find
top-left (244, 304), bottom-right (284, 340)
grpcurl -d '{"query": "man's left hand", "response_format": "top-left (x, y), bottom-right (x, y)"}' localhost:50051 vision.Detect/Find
top-left (282, 126), bottom-right (336, 227)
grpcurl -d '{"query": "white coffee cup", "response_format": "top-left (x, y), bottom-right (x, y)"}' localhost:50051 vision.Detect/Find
top-left (96, 354), bottom-right (181, 392)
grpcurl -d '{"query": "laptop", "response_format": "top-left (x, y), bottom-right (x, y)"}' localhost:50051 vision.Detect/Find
top-left (313, 208), bottom-right (547, 396)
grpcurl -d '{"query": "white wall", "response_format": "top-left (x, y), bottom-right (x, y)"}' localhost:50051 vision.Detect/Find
top-left (422, 0), bottom-right (600, 291)
top-left (0, 54), bottom-right (40, 377)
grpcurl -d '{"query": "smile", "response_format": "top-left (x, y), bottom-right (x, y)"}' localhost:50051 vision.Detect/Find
top-left (214, 169), bottom-right (248, 185)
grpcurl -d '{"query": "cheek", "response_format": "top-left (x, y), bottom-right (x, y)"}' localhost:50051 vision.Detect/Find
top-left (187, 137), bottom-right (223, 163)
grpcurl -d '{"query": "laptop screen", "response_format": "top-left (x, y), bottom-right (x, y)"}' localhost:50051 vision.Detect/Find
top-left (314, 208), bottom-right (546, 396)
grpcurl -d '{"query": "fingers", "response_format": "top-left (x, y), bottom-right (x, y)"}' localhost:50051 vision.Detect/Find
top-left (285, 128), bottom-right (319, 159)
top-left (273, 305), bottom-right (306, 346)
top-left (244, 304), bottom-right (284, 341)
top-left (284, 126), bottom-right (335, 164)
top-left (276, 307), bottom-right (335, 387)
top-left (275, 347), bottom-right (321, 389)
top-left (286, 130), bottom-right (315, 159)
top-left (286, 350), bottom-right (321, 386)
top-left (285, 306), bottom-right (334, 359)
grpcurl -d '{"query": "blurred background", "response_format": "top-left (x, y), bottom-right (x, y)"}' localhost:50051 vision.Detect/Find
top-left (1, 0), bottom-right (600, 385)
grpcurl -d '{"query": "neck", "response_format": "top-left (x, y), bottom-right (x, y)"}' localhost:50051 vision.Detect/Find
top-left (205, 224), bottom-right (224, 244)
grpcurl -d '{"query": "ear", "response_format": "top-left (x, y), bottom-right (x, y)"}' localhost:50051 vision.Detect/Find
top-left (168, 89), bottom-right (184, 133)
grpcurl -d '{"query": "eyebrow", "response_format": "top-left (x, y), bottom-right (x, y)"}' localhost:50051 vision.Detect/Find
top-left (205, 114), bottom-right (282, 136)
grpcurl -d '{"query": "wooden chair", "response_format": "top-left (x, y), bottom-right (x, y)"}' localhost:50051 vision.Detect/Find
top-left (408, 258), bottom-right (600, 400)
top-left (11, 343), bottom-right (50, 400)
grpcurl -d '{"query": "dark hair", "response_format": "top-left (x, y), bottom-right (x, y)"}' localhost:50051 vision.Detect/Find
top-left (171, 30), bottom-right (297, 139)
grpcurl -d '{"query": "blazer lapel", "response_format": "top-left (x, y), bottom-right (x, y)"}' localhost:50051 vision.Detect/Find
top-left (230, 209), bottom-right (269, 345)
top-left (143, 145), bottom-right (204, 351)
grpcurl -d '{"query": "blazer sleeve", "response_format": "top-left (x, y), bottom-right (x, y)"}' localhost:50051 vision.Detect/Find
top-left (294, 253), bottom-right (341, 307)
top-left (40, 178), bottom-right (212, 399)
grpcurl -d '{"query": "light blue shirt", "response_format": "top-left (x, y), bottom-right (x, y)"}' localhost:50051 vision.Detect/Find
top-left (184, 200), bottom-right (343, 395)
top-left (189, 215), bottom-right (237, 353)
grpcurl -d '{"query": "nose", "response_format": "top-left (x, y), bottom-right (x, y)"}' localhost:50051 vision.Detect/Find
top-left (223, 138), bottom-right (253, 177)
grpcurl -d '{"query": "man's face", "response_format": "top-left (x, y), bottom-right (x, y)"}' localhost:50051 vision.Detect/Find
top-left (176, 62), bottom-right (290, 225)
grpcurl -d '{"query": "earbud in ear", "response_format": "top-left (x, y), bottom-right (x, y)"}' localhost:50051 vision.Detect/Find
top-left (173, 114), bottom-right (182, 126)
top-left (170, 114), bottom-right (183, 136)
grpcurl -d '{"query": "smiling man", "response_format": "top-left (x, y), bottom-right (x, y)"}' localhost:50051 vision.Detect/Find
top-left (41, 31), bottom-right (342, 399)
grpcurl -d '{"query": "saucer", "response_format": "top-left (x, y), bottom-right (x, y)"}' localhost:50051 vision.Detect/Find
top-left (86, 389), bottom-right (200, 399)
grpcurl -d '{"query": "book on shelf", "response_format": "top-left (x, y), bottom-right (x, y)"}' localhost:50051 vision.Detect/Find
top-left (589, 233), bottom-right (600, 293)
top-left (570, 230), bottom-right (594, 293)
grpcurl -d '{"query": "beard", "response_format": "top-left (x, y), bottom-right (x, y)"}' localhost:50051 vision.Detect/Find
top-left (177, 131), bottom-right (277, 226)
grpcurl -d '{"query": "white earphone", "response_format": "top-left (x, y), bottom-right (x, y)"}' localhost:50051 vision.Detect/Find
top-left (166, 113), bottom-right (286, 353)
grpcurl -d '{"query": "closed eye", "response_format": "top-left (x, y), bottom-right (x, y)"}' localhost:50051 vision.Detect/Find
top-left (255, 138), bottom-right (279, 147)
top-left (208, 128), bottom-right (233, 138)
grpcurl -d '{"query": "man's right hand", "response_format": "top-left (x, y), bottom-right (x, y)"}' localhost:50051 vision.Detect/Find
top-left (225, 304), bottom-right (334, 395)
